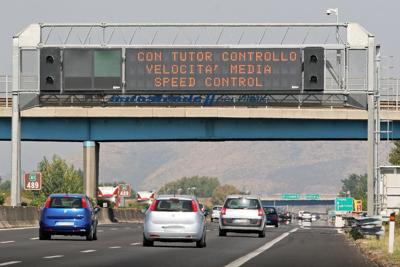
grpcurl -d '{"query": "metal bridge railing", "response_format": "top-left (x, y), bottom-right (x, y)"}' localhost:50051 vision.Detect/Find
top-left (0, 74), bottom-right (399, 109)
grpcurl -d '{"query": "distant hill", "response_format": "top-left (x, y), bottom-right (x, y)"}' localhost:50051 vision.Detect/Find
top-left (0, 141), bottom-right (393, 195)
top-left (98, 141), bottom-right (393, 195)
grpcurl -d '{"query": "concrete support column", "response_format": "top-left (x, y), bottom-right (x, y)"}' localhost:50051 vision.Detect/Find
top-left (11, 37), bottom-right (21, 207)
top-left (83, 141), bottom-right (99, 200)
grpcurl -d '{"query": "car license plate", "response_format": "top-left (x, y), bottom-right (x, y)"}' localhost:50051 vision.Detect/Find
top-left (56, 221), bottom-right (74, 226)
top-left (267, 220), bottom-right (271, 223)
top-left (234, 219), bottom-right (249, 224)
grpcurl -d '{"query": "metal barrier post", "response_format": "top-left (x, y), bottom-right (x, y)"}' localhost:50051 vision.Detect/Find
top-left (389, 212), bottom-right (395, 254)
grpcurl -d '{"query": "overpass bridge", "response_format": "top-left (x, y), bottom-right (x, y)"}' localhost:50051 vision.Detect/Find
top-left (0, 106), bottom-right (399, 141)
top-left (2, 21), bottom-right (387, 217)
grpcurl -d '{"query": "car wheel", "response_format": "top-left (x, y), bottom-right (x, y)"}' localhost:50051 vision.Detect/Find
top-left (143, 234), bottom-right (154, 247)
top-left (219, 227), bottom-right (227, 237)
top-left (259, 228), bottom-right (266, 238)
top-left (196, 232), bottom-right (206, 248)
top-left (275, 223), bottom-right (279, 228)
top-left (86, 225), bottom-right (94, 241)
top-left (210, 218), bottom-right (213, 222)
top-left (39, 229), bottom-right (50, 240)
top-left (93, 225), bottom-right (98, 240)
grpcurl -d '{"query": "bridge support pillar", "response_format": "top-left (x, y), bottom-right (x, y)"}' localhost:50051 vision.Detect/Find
top-left (83, 141), bottom-right (99, 200)
top-left (11, 37), bottom-right (21, 207)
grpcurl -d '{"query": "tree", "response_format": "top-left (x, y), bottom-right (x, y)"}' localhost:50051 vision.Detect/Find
top-left (39, 155), bottom-right (84, 195)
top-left (211, 184), bottom-right (241, 205)
top-left (28, 155), bottom-right (84, 206)
top-left (389, 141), bottom-right (400, 165)
top-left (339, 173), bottom-right (367, 210)
top-left (0, 180), bottom-right (11, 192)
top-left (158, 176), bottom-right (220, 197)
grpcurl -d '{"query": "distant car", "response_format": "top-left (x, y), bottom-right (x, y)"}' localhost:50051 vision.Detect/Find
top-left (219, 195), bottom-right (266, 238)
top-left (302, 212), bottom-right (312, 222)
top-left (298, 210), bottom-right (304, 220)
top-left (39, 194), bottom-right (99, 241)
top-left (211, 205), bottom-right (222, 222)
top-left (97, 186), bottom-right (119, 208)
top-left (143, 195), bottom-right (206, 248)
top-left (279, 211), bottom-right (292, 222)
top-left (264, 207), bottom-right (279, 227)
top-left (311, 214), bottom-right (318, 222)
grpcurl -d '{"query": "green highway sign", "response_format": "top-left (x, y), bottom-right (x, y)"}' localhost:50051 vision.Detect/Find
top-left (305, 194), bottom-right (320, 200)
top-left (335, 197), bottom-right (354, 212)
top-left (281, 193), bottom-right (300, 200)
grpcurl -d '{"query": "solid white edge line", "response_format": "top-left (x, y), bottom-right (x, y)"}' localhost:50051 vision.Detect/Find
top-left (43, 255), bottom-right (64, 259)
top-left (0, 261), bottom-right (22, 266)
top-left (0, 241), bottom-right (15, 244)
top-left (225, 228), bottom-right (298, 267)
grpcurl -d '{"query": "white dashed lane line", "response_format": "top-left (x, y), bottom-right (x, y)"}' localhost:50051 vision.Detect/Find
top-left (43, 255), bottom-right (64, 259)
top-left (30, 237), bottom-right (39, 240)
top-left (80, 250), bottom-right (96, 253)
top-left (97, 230), bottom-right (104, 232)
top-left (0, 241), bottom-right (15, 244)
top-left (130, 243), bottom-right (140, 246)
top-left (109, 246), bottom-right (121, 249)
top-left (110, 228), bottom-right (118, 231)
top-left (0, 261), bottom-right (22, 266)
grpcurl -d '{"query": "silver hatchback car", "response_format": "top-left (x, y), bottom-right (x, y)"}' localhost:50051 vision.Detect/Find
top-left (219, 195), bottom-right (266, 237)
top-left (143, 195), bottom-right (206, 247)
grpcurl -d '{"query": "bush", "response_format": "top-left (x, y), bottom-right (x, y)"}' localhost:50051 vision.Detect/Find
top-left (0, 194), bottom-right (5, 205)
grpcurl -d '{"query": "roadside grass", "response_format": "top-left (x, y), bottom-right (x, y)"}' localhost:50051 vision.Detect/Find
top-left (355, 225), bottom-right (400, 266)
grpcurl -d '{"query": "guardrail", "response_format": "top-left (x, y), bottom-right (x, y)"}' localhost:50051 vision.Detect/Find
top-left (346, 215), bottom-right (384, 238)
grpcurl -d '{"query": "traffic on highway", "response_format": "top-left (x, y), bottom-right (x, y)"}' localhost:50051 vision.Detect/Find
top-left (0, 192), bottom-right (376, 267)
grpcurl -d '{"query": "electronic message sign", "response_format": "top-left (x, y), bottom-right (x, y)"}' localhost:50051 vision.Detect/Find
top-left (125, 48), bottom-right (302, 92)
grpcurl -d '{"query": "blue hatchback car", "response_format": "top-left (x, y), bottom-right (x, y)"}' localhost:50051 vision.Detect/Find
top-left (39, 194), bottom-right (99, 240)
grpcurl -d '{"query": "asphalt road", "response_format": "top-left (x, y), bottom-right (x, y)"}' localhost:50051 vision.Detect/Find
top-left (0, 220), bottom-right (376, 267)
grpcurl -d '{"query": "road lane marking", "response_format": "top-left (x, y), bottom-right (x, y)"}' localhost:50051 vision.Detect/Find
top-left (225, 228), bottom-right (298, 267)
top-left (43, 255), bottom-right (64, 259)
top-left (109, 246), bottom-right (121, 249)
top-left (81, 250), bottom-right (96, 253)
top-left (0, 241), bottom-right (15, 244)
top-left (110, 228), bottom-right (118, 231)
top-left (130, 243), bottom-right (140, 246)
top-left (98, 230), bottom-right (104, 232)
top-left (337, 229), bottom-right (343, 234)
top-left (0, 262), bottom-right (22, 266)
top-left (0, 227), bottom-right (37, 231)
top-left (30, 237), bottom-right (39, 240)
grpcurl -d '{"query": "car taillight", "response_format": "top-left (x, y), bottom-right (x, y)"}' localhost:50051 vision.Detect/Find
top-left (44, 197), bottom-right (51, 208)
top-left (258, 208), bottom-right (263, 216)
top-left (149, 200), bottom-right (157, 211)
top-left (81, 198), bottom-right (88, 208)
top-left (192, 200), bottom-right (198, 212)
top-left (221, 207), bottom-right (226, 215)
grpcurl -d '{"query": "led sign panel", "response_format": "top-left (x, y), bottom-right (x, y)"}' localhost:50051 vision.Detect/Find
top-left (125, 48), bottom-right (302, 92)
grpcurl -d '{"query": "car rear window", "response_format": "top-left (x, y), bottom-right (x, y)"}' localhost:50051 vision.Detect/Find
top-left (224, 198), bottom-right (260, 209)
top-left (264, 207), bottom-right (277, 214)
top-left (49, 197), bottom-right (83, 208)
top-left (154, 199), bottom-right (194, 212)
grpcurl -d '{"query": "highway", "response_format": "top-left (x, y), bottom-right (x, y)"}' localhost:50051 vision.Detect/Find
top-left (0, 221), bottom-right (375, 267)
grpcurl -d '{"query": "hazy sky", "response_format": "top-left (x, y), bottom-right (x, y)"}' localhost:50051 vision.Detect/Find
top-left (0, 0), bottom-right (399, 76)
top-left (0, 0), bottom-right (398, 189)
